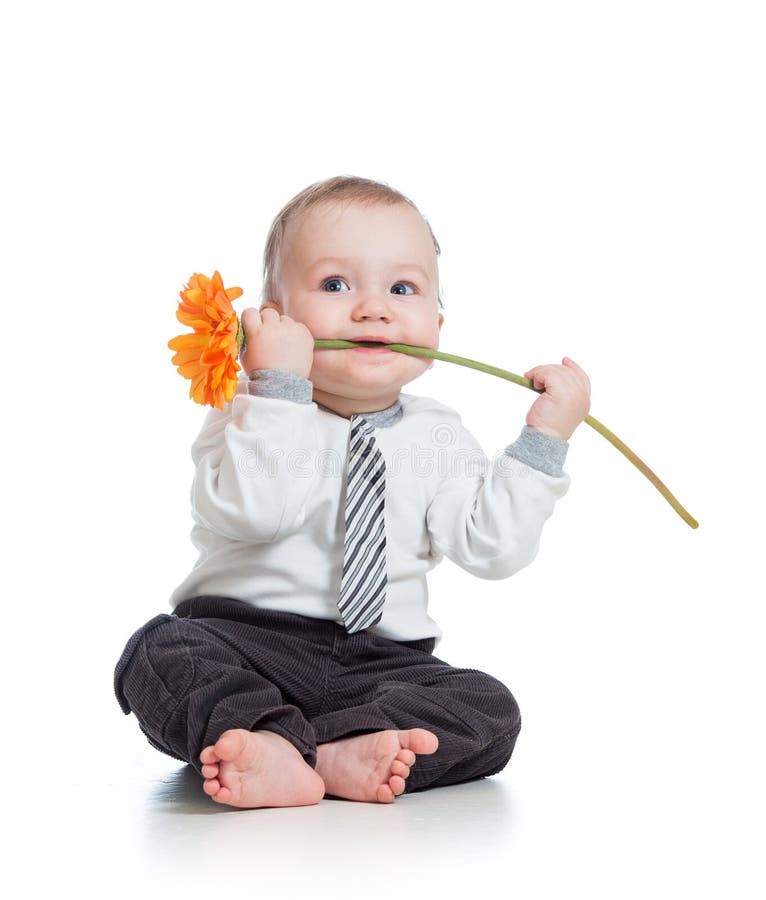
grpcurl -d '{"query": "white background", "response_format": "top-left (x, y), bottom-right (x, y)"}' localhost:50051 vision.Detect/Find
top-left (2, 1), bottom-right (764, 897)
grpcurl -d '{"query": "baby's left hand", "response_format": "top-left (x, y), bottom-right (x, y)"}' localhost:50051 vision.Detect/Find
top-left (523, 357), bottom-right (591, 441)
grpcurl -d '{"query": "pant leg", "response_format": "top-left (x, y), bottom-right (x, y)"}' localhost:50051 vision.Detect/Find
top-left (113, 602), bottom-right (331, 774)
top-left (114, 596), bottom-right (520, 793)
top-left (309, 629), bottom-right (522, 794)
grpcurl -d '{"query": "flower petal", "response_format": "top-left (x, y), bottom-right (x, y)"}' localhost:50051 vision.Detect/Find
top-left (171, 272), bottom-right (243, 408)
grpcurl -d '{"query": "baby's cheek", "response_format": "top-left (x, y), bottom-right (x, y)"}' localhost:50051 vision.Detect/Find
top-left (403, 351), bottom-right (430, 370)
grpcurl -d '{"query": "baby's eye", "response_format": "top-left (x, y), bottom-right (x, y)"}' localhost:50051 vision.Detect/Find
top-left (321, 277), bottom-right (350, 293)
top-left (391, 282), bottom-right (416, 295)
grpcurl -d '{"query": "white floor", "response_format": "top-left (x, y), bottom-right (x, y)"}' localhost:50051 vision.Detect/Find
top-left (96, 744), bottom-right (522, 895)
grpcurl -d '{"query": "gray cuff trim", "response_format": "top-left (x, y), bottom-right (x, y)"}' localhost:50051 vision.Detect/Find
top-left (505, 425), bottom-right (569, 477)
top-left (247, 369), bottom-right (314, 404)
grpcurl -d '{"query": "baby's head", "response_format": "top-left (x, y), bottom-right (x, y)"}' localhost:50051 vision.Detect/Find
top-left (261, 175), bottom-right (443, 310)
top-left (259, 176), bottom-right (445, 414)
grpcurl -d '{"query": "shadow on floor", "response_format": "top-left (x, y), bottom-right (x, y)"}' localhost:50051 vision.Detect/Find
top-left (146, 761), bottom-right (516, 822)
top-left (134, 761), bottom-right (518, 885)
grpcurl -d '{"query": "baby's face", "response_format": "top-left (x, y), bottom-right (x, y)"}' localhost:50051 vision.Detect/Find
top-left (262, 200), bottom-right (444, 416)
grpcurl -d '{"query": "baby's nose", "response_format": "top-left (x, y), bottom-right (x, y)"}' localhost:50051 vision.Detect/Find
top-left (354, 293), bottom-right (393, 316)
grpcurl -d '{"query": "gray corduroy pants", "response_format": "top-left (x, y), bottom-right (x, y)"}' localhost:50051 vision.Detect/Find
top-left (113, 595), bottom-right (521, 795)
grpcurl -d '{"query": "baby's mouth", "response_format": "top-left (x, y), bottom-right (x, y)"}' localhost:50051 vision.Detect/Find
top-left (350, 342), bottom-right (394, 354)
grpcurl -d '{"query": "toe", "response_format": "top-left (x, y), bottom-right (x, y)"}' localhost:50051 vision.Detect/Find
top-left (406, 728), bottom-right (439, 755)
top-left (212, 785), bottom-right (232, 804)
top-left (200, 746), bottom-right (218, 765)
top-left (397, 749), bottom-right (416, 766)
top-left (389, 775), bottom-right (406, 796)
top-left (201, 763), bottom-right (219, 779)
top-left (390, 759), bottom-right (410, 779)
top-left (203, 778), bottom-right (220, 796)
top-left (214, 728), bottom-right (248, 762)
top-left (377, 783), bottom-right (395, 803)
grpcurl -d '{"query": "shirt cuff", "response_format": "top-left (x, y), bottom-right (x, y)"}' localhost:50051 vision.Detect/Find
top-left (504, 425), bottom-right (569, 477)
top-left (247, 369), bottom-right (314, 404)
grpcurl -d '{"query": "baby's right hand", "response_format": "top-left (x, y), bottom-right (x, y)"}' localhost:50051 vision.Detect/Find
top-left (239, 307), bottom-right (315, 380)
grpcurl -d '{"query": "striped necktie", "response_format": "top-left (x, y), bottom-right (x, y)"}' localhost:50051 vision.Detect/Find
top-left (337, 414), bottom-right (387, 633)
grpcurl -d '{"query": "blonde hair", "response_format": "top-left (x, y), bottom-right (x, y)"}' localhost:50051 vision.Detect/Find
top-left (261, 175), bottom-right (444, 308)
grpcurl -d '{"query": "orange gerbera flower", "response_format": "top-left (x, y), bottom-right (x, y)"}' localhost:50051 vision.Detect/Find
top-left (168, 271), bottom-right (244, 410)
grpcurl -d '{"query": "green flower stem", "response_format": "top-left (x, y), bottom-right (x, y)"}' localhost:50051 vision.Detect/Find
top-left (314, 339), bottom-right (699, 530)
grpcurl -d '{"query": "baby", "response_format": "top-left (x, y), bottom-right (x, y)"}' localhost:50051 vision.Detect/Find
top-left (114, 175), bottom-right (591, 809)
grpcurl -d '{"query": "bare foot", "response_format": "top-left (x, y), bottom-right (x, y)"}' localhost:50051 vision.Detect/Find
top-left (315, 728), bottom-right (439, 803)
top-left (199, 728), bottom-right (325, 809)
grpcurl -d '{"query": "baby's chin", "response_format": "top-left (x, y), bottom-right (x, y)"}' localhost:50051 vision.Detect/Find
top-left (316, 359), bottom-right (429, 389)
top-left (311, 369), bottom-right (411, 396)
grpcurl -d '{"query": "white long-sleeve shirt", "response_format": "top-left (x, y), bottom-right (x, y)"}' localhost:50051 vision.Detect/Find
top-left (169, 369), bottom-right (571, 646)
